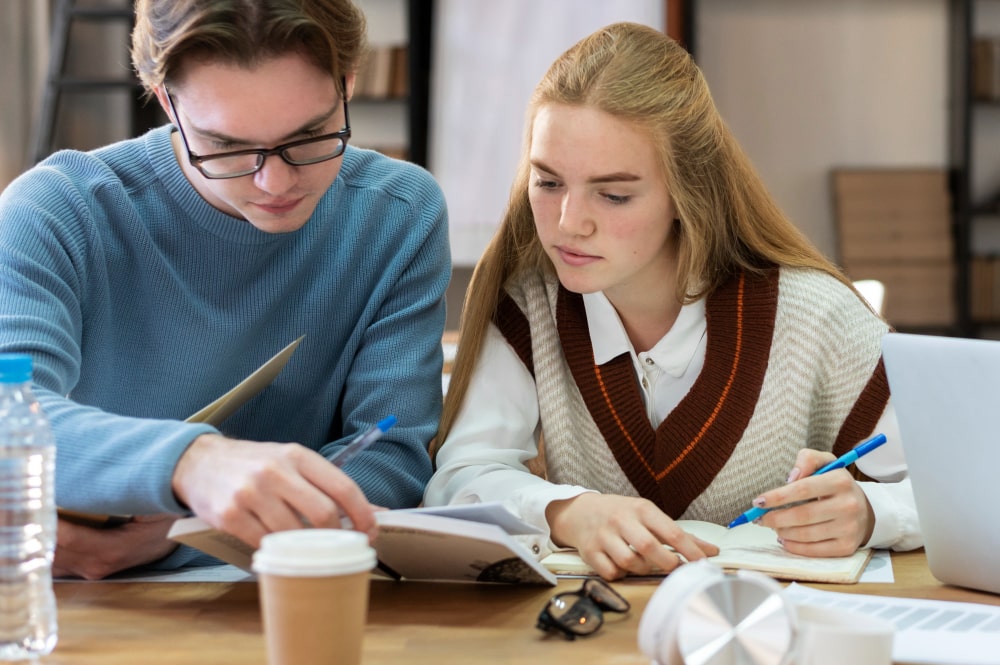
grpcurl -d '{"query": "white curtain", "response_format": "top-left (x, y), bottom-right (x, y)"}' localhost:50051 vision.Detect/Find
top-left (0, 1), bottom-right (49, 190)
top-left (429, 0), bottom-right (665, 266)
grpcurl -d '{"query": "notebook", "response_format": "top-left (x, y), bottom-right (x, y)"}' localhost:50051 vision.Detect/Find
top-left (882, 332), bottom-right (1000, 595)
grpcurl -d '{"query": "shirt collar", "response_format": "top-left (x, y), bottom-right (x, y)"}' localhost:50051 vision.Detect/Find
top-left (583, 291), bottom-right (707, 377)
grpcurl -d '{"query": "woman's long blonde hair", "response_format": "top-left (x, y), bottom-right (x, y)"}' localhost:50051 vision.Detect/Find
top-left (434, 22), bottom-right (860, 457)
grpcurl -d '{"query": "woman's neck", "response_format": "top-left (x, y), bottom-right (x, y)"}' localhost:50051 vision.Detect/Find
top-left (613, 293), bottom-right (683, 354)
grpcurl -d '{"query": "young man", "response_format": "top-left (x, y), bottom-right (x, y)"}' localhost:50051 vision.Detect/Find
top-left (0, 0), bottom-right (450, 579)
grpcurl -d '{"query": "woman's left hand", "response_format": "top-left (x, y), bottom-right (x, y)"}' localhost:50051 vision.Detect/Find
top-left (753, 448), bottom-right (874, 557)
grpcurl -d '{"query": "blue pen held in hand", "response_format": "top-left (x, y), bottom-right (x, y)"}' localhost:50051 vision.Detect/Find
top-left (330, 416), bottom-right (397, 468)
top-left (727, 432), bottom-right (888, 528)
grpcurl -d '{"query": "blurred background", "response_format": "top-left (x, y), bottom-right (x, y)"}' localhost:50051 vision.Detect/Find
top-left (2, 0), bottom-right (999, 337)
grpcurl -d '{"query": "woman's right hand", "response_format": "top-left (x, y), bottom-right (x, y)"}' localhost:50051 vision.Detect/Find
top-left (545, 493), bottom-right (718, 580)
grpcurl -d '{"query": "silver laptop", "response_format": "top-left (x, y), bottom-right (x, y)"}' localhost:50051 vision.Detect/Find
top-left (882, 332), bottom-right (1000, 595)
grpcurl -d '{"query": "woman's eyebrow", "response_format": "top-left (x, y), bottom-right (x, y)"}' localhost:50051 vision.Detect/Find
top-left (531, 159), bottom-right (640, 184)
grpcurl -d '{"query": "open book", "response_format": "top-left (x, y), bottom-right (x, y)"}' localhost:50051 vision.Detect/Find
top-left (58, 336), bottom-right (304, 529)
top-left (541, 520), bottom-right (873, 584)
top-left (168, 503), bottom-right (558, 586)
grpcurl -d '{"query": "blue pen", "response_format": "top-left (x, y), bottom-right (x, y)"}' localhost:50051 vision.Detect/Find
top-left (330, 415), bottom-right (396, 468)
top-left (727, 432), bottom-right (888, 528)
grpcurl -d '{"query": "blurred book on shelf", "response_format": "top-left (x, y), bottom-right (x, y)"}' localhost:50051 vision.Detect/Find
top-left (970, 255), bottom-right (1000, 324)
top-left (355, 45), bottom-right (409, 100)
top-left (973, 37), bottom-right (1000, 101)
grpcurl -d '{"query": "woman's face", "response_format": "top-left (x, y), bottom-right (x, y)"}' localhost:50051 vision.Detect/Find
top-left (528, 103), bottom-right (678, 305)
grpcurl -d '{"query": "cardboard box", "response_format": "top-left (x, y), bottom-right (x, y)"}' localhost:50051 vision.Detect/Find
top-left (832, 169), bottom-right (949, 202)
top-left (834, 169), bottom-right (956, 328)
top-left (844, 261), bottom-right (955, 328)
top-left (837, 210), bottom-right (952, 262)
top-left (833, 169), bottom-right (952, 263)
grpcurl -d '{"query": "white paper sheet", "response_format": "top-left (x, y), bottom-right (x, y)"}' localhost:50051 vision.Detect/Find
top-left (56, 564), bottom-right (254, 584)
top-left (858, 549), bottom-right (894, 583)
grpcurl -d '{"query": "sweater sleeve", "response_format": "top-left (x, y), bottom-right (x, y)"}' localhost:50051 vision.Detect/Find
top-left (0, 162), bottom-right (221, 517)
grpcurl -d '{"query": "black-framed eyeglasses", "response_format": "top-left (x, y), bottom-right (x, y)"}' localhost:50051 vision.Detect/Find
top-left (165, 80), bottom-right (351, 180)
top-left (536, 578), bottom-right (631, 640)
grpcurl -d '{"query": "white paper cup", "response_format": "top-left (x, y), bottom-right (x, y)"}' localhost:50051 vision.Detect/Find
top-left (253, 530), bottom-right (376, 665)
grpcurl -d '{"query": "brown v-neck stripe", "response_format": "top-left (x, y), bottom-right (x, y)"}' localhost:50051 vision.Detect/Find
top-left (658, 272), bottom-right (747, 479)
top-left (559, 269), bottom-right (779, 518)
top-left (494, 293), bottom-right (535, 377)
top-left (833, 358), bottom-right (891, 457)
top-left (557, 290), bottom-right (661, 498)
top-left (592, 363), bottom-right (658, 478)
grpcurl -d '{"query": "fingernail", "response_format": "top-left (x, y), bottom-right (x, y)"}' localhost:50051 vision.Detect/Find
top-left (786, 468), bottom-right (802, 483)
top-left (752, 496), bottom-right (766, 508)
top-left (776, 537), bottom-right (784, 546)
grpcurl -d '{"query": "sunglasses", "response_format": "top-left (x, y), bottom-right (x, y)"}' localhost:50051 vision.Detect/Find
top-left (536, 578), bottom-right (631, 640)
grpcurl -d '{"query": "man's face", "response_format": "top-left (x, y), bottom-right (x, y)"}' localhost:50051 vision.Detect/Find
top-left (158, 53), bottom-right (351, 234)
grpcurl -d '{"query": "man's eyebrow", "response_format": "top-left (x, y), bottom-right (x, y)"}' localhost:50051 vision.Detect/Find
top-left (190, 100), bottom-right (341, 146)
top-left (531, 159), bottom-right (641, 184)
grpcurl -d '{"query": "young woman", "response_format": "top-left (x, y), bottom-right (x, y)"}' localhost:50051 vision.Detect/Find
top-left (424, 22), bottom-right (920, 580)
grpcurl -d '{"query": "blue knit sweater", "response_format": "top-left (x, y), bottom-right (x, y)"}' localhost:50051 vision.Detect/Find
top-left (0, 126), bottom-right (450, 565)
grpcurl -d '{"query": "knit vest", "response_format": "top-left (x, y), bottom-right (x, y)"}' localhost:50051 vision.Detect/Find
top-left (495, 267), bottom-right (890, 524)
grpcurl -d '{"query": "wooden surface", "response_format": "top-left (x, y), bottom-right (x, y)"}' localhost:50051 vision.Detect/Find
top-left (44, 550), bottom-right (1000, 665)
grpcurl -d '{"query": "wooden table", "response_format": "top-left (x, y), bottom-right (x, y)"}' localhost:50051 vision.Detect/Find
top-left (43, 550), bottom-right (1000, 665)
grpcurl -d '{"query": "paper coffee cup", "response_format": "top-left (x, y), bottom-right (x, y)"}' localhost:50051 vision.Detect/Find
top-left (253, 529), bottom-right (377, 665)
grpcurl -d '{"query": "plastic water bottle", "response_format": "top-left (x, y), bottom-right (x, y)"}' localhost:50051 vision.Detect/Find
top-left (0, 354), bottom-right (57, 659)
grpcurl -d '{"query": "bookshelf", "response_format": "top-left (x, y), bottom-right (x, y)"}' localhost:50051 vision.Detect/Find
top-left (953, 0), bottom-right (1000, 336)
top-left (352, 0), bottom-right (432, 167)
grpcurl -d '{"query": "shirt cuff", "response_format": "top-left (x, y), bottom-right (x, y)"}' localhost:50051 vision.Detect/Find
top-left (860, 478), bottom-right (923, 551)
top-left (509, 486), bottom-right (597, 560)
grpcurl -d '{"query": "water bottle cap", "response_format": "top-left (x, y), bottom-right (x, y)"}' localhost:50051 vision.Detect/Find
top-left (0, 354), bottom-right (33, 383)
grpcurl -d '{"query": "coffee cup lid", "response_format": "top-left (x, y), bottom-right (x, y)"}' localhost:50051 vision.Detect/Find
top-left (252, 529), bottom-right (376, 577)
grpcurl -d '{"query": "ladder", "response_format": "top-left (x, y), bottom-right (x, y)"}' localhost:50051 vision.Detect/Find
top-left (30, 0), bottom-right (154, 164)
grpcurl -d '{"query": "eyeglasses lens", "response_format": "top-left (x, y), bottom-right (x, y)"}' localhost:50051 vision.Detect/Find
top-left (198, 137), bottom-right (347, 178)
top-left (540, 595), bottom-right (604, 638)
top-left (581, 578), bottom-right (630, 613)
top-left (282, 137), bottom-right (347, 164)
top-left (536, 579), bottom-right (630, 640)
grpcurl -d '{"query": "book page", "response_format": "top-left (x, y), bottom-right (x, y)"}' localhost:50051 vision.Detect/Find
top-left (167, 517), bottom-right (255, 572)
top-left (186, 335), bottom-right (304, 426)
top-left (168, 506), bottom-right (558, 586)
top-left (541, 520), bottom-right (872, 583)
top-left (693, 521), bottom-right (872, 583)
top-left (388, 502), bottom-right (544, 536)
top-left (374, 512), bottom-right (555, 585)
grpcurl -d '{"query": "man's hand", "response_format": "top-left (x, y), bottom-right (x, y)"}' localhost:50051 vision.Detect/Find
top-left (546, 493), bottom-right (718, 580)
top-left (172, 433), bottom-right (377, 549)
top-left (54, 514), bottom-right (179, 580)
top-left (755, 448), bottom-right (875, 557)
